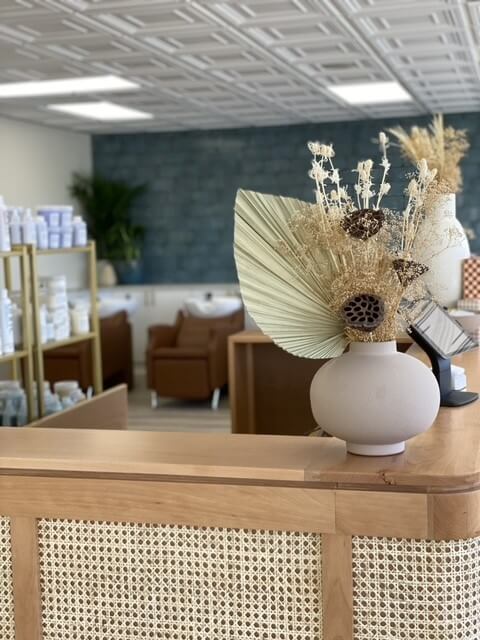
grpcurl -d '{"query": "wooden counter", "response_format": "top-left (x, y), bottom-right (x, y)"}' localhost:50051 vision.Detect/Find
top-left (1, 349), bottom-right (480, 639)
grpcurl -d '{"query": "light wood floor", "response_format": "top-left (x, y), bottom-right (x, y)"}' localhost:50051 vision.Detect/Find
top-left (127, 387), bottom-right (231, 432)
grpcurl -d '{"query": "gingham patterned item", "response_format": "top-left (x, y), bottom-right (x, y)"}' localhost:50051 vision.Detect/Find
top-left (458, 298), bottom-right (480, 312)
top-left (463, 257), bottom-right (480, 298)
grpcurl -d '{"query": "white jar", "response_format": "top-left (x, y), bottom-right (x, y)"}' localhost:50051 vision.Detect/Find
top-left (0, 290), bottom-right (15, 355)
top-left (11, 304), bottom-right (22, 347)
top-left (71, 305), bottom-right (90, 335)
top-left (73, 216), bottom-right (88, 247)
top-left (54, 381), bottom-right (79, 407)
top-left (22, 208), bottom-right (36, 245)
top-left (9, 209), bottom-right (22, 246)
top-left (46, 275), bottom-right (67, 291)
top-left (36, 216), bottom-right (48, 249)
top-left (61, 226), bottom-right (73, 249)
top-left (310, 341), bottom-right (440, 456)
top-left (37, 207), bottom-right (60, 228)
top-left (70, 388), bottom-right (86, 404)
top-left (48, 230), bottom-right (61, 250)
top-left (60, 206), bottom-right (73, 227)
top-left (0, 196), bottom-right (11, 252)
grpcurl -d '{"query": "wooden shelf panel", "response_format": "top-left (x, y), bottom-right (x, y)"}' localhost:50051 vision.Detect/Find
top-left (35, 246), bottom-right (91, 256)
top-left (0, 350), bottom-right (28, 364)
top-left (0, 250), bottom-right (25, 258)
top-left (40, 333), bottom-right (95, 352)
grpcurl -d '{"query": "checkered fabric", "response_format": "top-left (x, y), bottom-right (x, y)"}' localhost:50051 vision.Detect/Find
top-left (463, 258), bottom-right (480, 298)
top-left (458, 298), bottom-right (480, 312)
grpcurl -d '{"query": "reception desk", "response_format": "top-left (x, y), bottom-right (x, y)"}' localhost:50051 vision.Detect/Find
top-left (1, 350), bottom-right (480, 639)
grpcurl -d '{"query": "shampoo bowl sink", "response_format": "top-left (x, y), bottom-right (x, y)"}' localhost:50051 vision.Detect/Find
top-left (184, 296), bottom-right (242, 319)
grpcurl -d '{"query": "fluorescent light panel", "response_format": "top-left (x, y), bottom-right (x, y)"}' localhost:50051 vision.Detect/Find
top-left (328, 81), bottom-right (413, 105)
top-left (0, 75), bottom-right (138, 98)
top-left (47, 101), bottom-right (153, 121)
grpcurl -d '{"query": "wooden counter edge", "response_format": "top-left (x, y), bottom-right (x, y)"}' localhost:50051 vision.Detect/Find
top-left (0, 475), bottom-right (478, 540)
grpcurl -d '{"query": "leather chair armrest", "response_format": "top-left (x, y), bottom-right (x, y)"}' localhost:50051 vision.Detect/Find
top-left (207, 326), bottom-right (234, 389)
top-left (147, 325), bottom-right (178, 349)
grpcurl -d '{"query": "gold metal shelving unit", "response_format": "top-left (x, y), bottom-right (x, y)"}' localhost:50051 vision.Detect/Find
top-left (28, 241), bottom-right (103, 417)
top-left (1, 246), bottom-right (35, 422)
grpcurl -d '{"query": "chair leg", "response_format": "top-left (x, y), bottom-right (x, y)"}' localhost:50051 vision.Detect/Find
top-left (211, 388), bottom-right (221, 411)
top-left (150, 391), bottom-right (159, 410)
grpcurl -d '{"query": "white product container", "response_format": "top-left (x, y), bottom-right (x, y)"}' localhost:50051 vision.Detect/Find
top-left (43, 276), bottom-right (67, 295)
top-left (70, 388), bottom-right (86, 403)
top-left (11, 304), bottom-right (22, 347)
top-left (22, 209), bottom-right (36, 245)
top-left (60, 206), bottom-right (74, 227)
top-left (37, 207), bottom-right (60, 228)
top-left (48, 230), bottom-right (61, 249)
top-left (54, 380), bottom-right (79, 397)
top-left (73, 216), bottom-right (88, 247)
top-left (71, 305), bottom-right (90, 335)
top-left (9, 209), bottom-right (22, 246)
top-left (60, 226), bottom-right (73, 249)
top-left (45, 392), bottom-right (62, 415)
top-left (0, 196), bottom-right (11, 252)
top-left (39, 305), bottom-right (48, 343)
top-left (0, 289), bottom-right (15, 355)
top-left (36, 216), bottom-right (48, 249)
top-left (0, 391), bottom-right (15, 426)
top-left (0, 386), bottom-right (25, 426)
top-left (0, 381), bottom-right (20, 391)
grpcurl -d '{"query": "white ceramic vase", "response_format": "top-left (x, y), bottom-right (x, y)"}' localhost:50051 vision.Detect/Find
top-left (310, 341), bottom-right (440, 456)
top-left (97, 260), bottom-right (117, 287)
top-left (415, 193), bottom-right (470, 307)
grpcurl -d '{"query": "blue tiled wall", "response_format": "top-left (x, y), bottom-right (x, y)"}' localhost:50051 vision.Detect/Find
top-left (93, 112), bottom-right (480, 283)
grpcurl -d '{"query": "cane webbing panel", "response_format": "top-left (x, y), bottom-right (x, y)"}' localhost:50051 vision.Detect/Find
top-left (0, 517), bottom-right (15, 640)
top-left (352, 536), bottom-right (480, 640)
top-left (38, 519), bottom-right (323, 639)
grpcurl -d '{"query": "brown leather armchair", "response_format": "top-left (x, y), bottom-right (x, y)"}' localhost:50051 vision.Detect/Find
top-left (147, 309), bottom-right (244, 409)
top-left (44, 311), bottom-right (133, 391)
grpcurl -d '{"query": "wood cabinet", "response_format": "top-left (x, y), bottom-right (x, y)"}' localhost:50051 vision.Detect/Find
top-left (229, 331), bottom-right (321, 435)
top-left (229, 330), bottom-right (413, 435)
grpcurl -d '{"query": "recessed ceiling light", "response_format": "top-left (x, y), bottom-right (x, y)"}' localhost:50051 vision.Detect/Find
top-left (0, 75), bottom-right (138, 99)
top-left (47, 101), bottom-right (153, 121)
top-left (328, 81), bottom-right (413, 105)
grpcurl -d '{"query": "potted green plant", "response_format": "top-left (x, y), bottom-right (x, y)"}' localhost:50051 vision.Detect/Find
top-left (70, 173), bottom-right (147, 285)
top-left (107, 221), bottom-right (145, 285)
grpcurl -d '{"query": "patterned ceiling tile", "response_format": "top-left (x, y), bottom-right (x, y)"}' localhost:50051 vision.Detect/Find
top-left (0, 0), bottom-right (477, 131)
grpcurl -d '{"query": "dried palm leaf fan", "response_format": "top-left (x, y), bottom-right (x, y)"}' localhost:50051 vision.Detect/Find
top-left (235, 190), bottom-right (346, 358)
top-left (234, 136), bottom-right (437, 359)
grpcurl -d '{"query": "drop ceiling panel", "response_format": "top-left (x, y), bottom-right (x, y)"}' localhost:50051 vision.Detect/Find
top-left (0, 0), bottom-right (477, 132)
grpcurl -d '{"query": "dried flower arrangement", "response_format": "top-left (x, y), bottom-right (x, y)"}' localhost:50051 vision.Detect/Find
top-left (234, 134), bottom-right (438, 358)
top-left (388, 113), bottom-right (469, 194)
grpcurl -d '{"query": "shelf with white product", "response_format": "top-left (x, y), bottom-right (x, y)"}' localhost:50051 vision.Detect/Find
top-left (40, 332), bottom-right (95, 352)
top-left (35, 246), bottom-right (90, 256)
top-left (28, 242), bottom-right (103, 418)
top-left (0, 246), bottom-right (35, 422)
top-left (0, 349), bottom-right (28, 364)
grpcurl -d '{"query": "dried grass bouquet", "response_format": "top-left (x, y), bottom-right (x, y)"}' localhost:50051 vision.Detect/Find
top-left (234, 134), bottom-right (437, 358)
top-left (388, 113), bottom-right (469, 194)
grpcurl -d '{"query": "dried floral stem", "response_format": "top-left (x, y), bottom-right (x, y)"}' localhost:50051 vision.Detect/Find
top-left (388, 114), bottom-right (469, 193)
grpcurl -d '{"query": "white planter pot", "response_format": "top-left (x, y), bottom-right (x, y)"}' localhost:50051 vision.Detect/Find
top-left (97, 260), bottom-right (117, 287)
top-left (310, 341), bottom-right (440, 456)
top-left (415, 193), bottom-right (470, 307)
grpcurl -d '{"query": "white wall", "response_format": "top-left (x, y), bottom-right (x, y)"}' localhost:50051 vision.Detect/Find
top-left (0, 116), bottom-right (92, 288)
